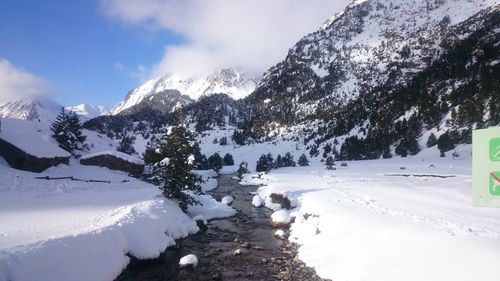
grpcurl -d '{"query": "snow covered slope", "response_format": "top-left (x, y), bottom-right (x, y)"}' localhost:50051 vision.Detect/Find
top-left (111, 68), bottom-right (257, 115)
top-left (0, 118), bottom-right (70, 158)
top-left (249, 0), bottom-right (499, 132)
top-left (0, 98), bottom-right (62, 123)
top-left (65, 104), bottom-right (109, 119)
top-left (0, 163), bottom-right (198, 281)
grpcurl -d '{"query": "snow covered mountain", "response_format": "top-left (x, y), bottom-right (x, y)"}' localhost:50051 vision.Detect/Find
top-left (111, 68), bottom-right (257, 115)
top-left (0, 98), bottom-right (62, 123)
top-left (65, 104), bottom-right (109, 119)
top-left (251, 0), bottom-right (498, 124)
top-left (246, 0), bottom-right (499, 158)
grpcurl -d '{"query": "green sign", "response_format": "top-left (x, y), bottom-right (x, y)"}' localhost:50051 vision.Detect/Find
top-left (473, 127), bottom-right (500, 207)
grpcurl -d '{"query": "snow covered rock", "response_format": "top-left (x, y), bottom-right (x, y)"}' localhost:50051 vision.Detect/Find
top-left (233, 249), bottom-right (242, 256)
top-left (192, 215), bottom-right (208, 232)
top-left (274, 229), bottom-right (286, 240)
top-left (221, 196), bottom-right (234, 205)
top-left (252, 195), bottom-right (264, 207)
top-left (270, 210), bottom-right (292, 228)
top-left (179, 254), bottom-right (198, 269)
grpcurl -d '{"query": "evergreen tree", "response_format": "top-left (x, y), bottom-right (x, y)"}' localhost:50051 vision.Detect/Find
top-left (266, 153), bottom-right (275, 171)
top-left (117, 135), bottom-right (136, 155)
top-left (426, 133), bottom-right (438, 147)
top-left (323, 143), bottom-right (332, 158)
top-left (275, 154), bottom-right (284, 168)
top-left (256, 154), bottom-right (269, 172)
top-left (395, 140), bottom-right (408, 157)
top-left (282, 152), bottom-right (296, 167)
top-left (219, 136), bottom-right (228, 146)
top-left (236, 161), bottom-right (249, 179)
top-left (51, 108), bottom-right (87, 153)
top-left (298, 154), bottom-right (309, 166)
top-left (325, 156), bottom-right (335, 170)
top-left (223, 153), bottom-right (234, 166)
top-left (208, 153), bottom-right (223, 172)
top-left (144, 126), bottom-right (202, 212)
top-left (232, 130), bottom-right (247, 145)
top-left (192, 143), bottom-right (209, 170)
top-left (309, 145), bottom-right (319, 158)
top-left (437, 132), bottom-right (455, 154)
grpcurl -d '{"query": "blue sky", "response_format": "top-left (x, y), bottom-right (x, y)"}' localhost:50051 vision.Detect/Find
top-left (0, 0), bottom-right (183, 107)
top-left (0, 0), bottom-right (350, 108)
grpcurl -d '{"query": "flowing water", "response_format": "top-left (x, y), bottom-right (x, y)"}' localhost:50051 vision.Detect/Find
top-left (115, 174), bottom-right (326, 281)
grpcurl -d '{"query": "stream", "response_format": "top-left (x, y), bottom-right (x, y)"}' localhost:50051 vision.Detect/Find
top-left (115, 174), bottom-right (326, 281)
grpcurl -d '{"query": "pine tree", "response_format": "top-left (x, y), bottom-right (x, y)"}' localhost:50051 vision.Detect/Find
top-left (219, 136), bottom-right (228, 146)
top-left (426, 133), bottom-right (438, 147)
top-left (236, 161), bottom-right (249, 179)
top-left (232, 130), bottom-right (247, 145)
top-left (325, 156), bottom-right (335, 170)
top-left (256, 154), bottom-right (269, 172)
top-left (51, 108), bottom-right (87, 153)
top-left (323, 143), bottom-right (332, 158)
top-left (144, 126), bottom-right (202, 212)
top-left (275, 154), bottom-right (284, 168)
top-left (266, 153), bottom-right (275, 171)
top-left (192, 143), bottom-right (209, 170)
top-left (309, 145), bottom-right (319, 158)
top-left (208, 153), bottom-right (223, 172)
top-left (117, 135), bottom-right (136, 155)
top-left (298, 154), bottom-right (309, 166)
top-left (283, 152), bottom-right (296, 167)
top-left (223, 153), bottom-right (234, 166)
top-left (438, 132), bottom-right (455, 155)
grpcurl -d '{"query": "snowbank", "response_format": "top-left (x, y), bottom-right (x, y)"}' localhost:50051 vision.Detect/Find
top-left (0, 163), bottom-right (199, 281)
top-left (80, 150), bottom-right (144, 165)
top-left (243, 146), bottom-right (500, 281)
top-left (0, 118), bottom-right (70, 158)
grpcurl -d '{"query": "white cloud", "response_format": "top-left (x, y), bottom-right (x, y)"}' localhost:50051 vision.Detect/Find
top-left (100, 0), bottom-right (351, 78)
top-left (0, 59), bottom-right (52, 103)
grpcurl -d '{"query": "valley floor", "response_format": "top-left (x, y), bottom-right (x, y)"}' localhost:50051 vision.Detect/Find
top-left (242, 145), bottom-right (500, 281)
top-left (1, 138), bottom-right (499, 281)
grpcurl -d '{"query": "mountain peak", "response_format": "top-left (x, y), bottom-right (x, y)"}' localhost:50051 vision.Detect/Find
top-left (65, 104), bottom-right (110, 120)
top-left (111, 67), bottom-right (257, 115)
top-left (0, 98), bottom-right (62, 123)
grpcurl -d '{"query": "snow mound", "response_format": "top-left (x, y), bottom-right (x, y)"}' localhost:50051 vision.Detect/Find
top-left (275, 229), bottom-right (286, 239)
top-left (252, 195), bottom-right (264, 207)
top-left (221, 196), bottom-right (234, 205)
top-left (80, 151), bottom-right (144, 165)
top-left (188, 194), bottom-right (236, 220)
top-left (179, 254), bottom-right (198, 268)
top-left (271, 210), bottom-right (292, 227)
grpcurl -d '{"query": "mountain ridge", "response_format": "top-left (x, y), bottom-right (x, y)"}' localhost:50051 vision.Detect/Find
top-left (111, 67), bottom-right (257, 115)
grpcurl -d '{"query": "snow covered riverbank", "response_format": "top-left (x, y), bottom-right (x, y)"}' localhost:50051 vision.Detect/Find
top-left (0, 161), bottom-right (232, 281)
top-left (242, 145), bottom-right (500, 281)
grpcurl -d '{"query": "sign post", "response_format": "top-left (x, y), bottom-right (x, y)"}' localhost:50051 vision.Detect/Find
top-left (473, 127), bottom-right (500, 207)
